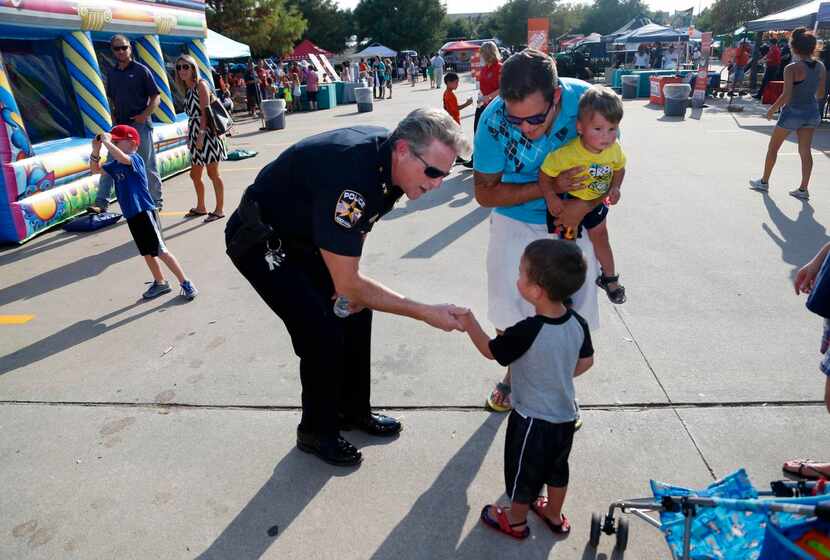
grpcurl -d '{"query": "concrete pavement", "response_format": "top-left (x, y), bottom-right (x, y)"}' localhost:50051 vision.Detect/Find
top-left (1, 76), bottom-right (829, 559)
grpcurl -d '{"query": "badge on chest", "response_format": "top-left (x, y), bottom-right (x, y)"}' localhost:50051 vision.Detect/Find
top-left (334, 189), bottom-right (366, 229)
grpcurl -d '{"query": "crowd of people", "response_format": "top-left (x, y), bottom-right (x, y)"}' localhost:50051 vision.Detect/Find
top-left (77, 30), bottom-right (830, 544)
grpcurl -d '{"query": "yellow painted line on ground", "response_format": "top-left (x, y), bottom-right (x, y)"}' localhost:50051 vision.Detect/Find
top-left (159, 211), bottom-right (187, 216)
top-left (0, 315), bottom-right (35, 325)
top-left (221, 167), bottom-right (260, 172)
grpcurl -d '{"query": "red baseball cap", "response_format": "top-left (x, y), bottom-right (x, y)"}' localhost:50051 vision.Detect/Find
top-left (110, 124), bottom-right (140, 147)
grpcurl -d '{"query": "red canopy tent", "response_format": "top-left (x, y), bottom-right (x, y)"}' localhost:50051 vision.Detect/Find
top-left (442, 41), bottom-right (481, 52)
top-left (282, 39), bottom-right (334, 61)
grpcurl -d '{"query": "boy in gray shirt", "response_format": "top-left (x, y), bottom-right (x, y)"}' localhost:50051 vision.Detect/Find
top-left (458, 239), bottom-right (594, 540)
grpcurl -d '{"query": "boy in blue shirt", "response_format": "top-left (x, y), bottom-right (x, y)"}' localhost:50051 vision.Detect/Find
top-left (90, 125), bottom-right (198, 300)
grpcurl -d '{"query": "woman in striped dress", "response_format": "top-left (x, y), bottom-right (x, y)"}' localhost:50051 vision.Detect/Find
top-left (175, 54), bottom-right (227, 223)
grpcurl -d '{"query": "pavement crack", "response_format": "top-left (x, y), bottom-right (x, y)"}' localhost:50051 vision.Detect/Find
top-left (613, 306), bottom-right (718, 480)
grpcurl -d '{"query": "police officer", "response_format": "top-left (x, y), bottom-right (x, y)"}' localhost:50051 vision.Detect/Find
top-left (225, 108), bottom-right (471, 467)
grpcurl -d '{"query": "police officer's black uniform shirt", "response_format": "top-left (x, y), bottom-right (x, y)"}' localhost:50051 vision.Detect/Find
top-left (248, 126), bottom-right (403, 257)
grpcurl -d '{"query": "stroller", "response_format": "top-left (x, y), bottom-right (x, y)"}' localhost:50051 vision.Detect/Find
top-left (589, 469), bottom-right (830, 559)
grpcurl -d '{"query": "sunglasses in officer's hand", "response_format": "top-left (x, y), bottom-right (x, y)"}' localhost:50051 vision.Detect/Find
top-left (504, 99), bottom-right (555, 126)
top-left (412, 151), bottom-right (451, 179)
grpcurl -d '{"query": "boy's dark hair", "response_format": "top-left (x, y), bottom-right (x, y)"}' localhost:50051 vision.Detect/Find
top-left (790, 27), bottom-right (817, 57)
top-left (578, 85), bottom-right (624, 124)
top-left (523, 239), bottom-right (586, 302)
top-left (444, 72), bottom-right (459, 85)
top-left (500, 49), bottom-right (558, 103)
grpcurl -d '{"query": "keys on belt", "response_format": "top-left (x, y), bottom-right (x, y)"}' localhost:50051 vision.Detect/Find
top-left (264, 239), bottom-right (285, 271)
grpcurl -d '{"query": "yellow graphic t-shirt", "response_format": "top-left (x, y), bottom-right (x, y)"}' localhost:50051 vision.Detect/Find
top-left (540, 137), bottom-right (626, 201)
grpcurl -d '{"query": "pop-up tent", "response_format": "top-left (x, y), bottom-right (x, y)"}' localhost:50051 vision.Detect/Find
top-left (745, 0), bottom-right (829, 31)
top-left (206, 29), bottom-right (251, 60)
top-left (351, 43), bottom-right (397, 58)
top-left (614, 23), bottom-right (690, 43)
top-left (576, 32), bottom-right (602, 46)
top-left (283, 39), bottom-right (334, 62)
top-left (602, 17), bottom-right (652, 42)
top-left (442, 40), bottom-right (481, 52)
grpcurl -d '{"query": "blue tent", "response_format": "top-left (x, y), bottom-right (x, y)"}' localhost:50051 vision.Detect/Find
top-left (745, 0), bottom-right (830, 31)
top-left (614, 23), bottom-right (690, 43)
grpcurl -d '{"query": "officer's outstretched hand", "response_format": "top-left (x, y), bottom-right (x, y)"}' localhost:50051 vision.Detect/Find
top-left (423, 304), bottom-right (469, 332)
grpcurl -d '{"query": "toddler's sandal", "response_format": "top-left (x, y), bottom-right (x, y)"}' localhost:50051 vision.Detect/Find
top-left (480, 505), bottom-right (529, 540)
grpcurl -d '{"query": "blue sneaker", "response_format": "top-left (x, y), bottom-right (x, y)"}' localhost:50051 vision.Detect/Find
top-left (180, 280), bottom-right (198, 300)
top-left (143, 280), bottom-right (171, 300)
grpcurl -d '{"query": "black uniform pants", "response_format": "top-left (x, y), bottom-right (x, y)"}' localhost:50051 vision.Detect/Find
top-left (228, 234), bottom-right (372, 438)
top-left (758, 64), bottom-right (778, 98)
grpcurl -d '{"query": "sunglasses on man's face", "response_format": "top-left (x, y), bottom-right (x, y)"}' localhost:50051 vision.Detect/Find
top-left (112, 45), bottom-right (129, 52)
top-left (176, 64), bottom-right (193, 71)
top-left (504, 99), bottom-right (554, 126)
top-left (412, 151), bottom-right (450, 179)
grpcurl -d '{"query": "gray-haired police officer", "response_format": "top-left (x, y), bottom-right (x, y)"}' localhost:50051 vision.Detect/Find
top-left (225, 108), bottom-right (472, 467)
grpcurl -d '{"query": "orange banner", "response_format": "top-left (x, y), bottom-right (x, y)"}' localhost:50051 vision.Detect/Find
top-left (528, 18), bottom-right (550, 53)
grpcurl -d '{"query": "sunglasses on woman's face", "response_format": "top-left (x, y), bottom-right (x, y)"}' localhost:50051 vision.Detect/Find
top-left (412, 151), bottom-right (450, 179)
top-left (504, 100), bottom-right (554, 126)
top-left (112, 45), bottom-right (129, 52)
top-left (176, 64), bottom-right (192, 71)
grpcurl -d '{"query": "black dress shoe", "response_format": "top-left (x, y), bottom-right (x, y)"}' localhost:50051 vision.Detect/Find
top-left (341, 413), bottom-right (402, 437)
top-left (296, 428), bottom-right (362, 467)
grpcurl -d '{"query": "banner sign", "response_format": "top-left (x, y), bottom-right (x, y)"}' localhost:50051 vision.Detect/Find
top-left (528, 18), bottom-right (550, 53)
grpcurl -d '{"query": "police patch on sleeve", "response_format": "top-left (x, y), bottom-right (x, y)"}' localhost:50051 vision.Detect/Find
top-left (334, 189), bottom-right (366, 229)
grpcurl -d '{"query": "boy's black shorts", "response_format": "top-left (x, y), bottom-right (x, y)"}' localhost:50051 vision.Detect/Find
top-left (546, 194), bottom-right (609, 236)
top-left (127, 210), bottom-right (166, 257)
top-left (504, 410), bottom-right (575, 504)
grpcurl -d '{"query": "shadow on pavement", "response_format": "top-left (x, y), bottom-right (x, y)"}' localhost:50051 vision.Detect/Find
top-left (385, 172), bottom-right (475, 221)
top-left (195, 447), bottom-right (358, 560)
top-left (0, 297), bottom-right (189, 376)
top-left (365, 414), bottom-right (558, 560)
top-left (402, 206), bottom-right (490, 259)
top-left (0, 220), bottom-right (204, 307)
top-left (581, 543), bottom-right (625, 560)
top-left (760, 193), bottom-right (830, 280)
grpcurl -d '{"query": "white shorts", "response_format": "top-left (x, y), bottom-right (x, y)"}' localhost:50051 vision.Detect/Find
top-left (486, 212), bottom-right (600, 331)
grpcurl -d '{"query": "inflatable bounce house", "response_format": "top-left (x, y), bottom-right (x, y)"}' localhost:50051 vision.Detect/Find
top-left (0, 0), bottom-right (213, 243)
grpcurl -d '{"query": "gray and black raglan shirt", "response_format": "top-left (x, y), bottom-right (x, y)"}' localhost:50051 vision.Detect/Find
top-left (489, 311), bottom-right (593, 423)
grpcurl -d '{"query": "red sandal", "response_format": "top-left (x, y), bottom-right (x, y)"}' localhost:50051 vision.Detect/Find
top-left (480, 505), bottom-right (530, 540)
top-left (531, 497), bottom-right (571, 535)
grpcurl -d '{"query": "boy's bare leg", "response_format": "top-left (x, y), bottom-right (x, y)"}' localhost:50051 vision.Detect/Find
top-left (825, 376), bottom-right (830, 414)
top-left (144, 256), bottom-right (165, 283)
top-left (543, 485), bottom-right (568, 524)
top-left (587, 221), bottom-right (619, 290)
top-left (158, 251), bottom-right (187, 284)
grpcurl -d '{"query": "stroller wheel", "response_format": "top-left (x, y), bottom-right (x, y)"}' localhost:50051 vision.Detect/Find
top-left (589, 512), bottom-right (602, 547)
top-left (615, 517), bottom-right (629, 551)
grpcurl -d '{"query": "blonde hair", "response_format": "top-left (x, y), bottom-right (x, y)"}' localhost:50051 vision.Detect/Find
top-left (480, 41), bottom-right (501, 65)
top-left (173, 54), bottom-right (200, 90)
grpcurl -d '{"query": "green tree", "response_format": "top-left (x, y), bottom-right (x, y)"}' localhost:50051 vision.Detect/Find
top-left (291, 0), bottom-right (354, 53)
top-left (354, 0), bottom-right (447, 55)
top-left (445, 17), bottom-right (473, 41)
top-left (206, 0), bottom-right (306, 57)
top-left (694, 7), bottom-right (714, 32)
top-left (705, 0), bottom-right (796, 35)
top-left (549, 3), bottom-right (590, 40)
top-left (474, 14), bottom-right (501, 39)
top-left (577, 0), bottom-right (649, 35)
top-left (488, 0), bottom-right (558, 48)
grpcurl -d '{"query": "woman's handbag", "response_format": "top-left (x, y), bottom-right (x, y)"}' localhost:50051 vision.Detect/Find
top-left (806, 252), bottom-right (830, 318)
top-left (202, 80), bottom-right (232, 136)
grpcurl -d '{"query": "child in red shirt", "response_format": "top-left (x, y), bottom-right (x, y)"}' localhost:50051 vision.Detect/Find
top-left (442, 72), bottom-right (472, 124)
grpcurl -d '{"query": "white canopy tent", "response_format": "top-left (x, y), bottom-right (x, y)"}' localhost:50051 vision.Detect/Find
top-left (350, 43), bottom-right (397, 59)
top-left (205, 29), bottom-right (251, 60)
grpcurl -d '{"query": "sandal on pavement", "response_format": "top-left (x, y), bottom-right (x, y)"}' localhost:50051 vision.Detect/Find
top-left (530, 497), bottom-right (571, 535)
top-left (596, 272), bottom-right (626, 304)
top-left (486, 382), bottom-right (512, 413)
top-left (480, 505), bottom-right (529, 540)
top-left (204, 212), bottom-right (225, 223)
top-left (185, 208), bottom-right (207, 217)
top-left (783, 459), bottom-right (830, 480)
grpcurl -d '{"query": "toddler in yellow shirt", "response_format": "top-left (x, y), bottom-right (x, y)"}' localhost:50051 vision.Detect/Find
top-left (539, 85), bottom-right (627, 304)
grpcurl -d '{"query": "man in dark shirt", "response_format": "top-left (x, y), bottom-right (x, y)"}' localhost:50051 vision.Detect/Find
top-left (90, 34), bottom-right (163, 213)
top-left (225, 109), bottom-right (472, 467)
top-left (756, 41), bottom-right (782, 99)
